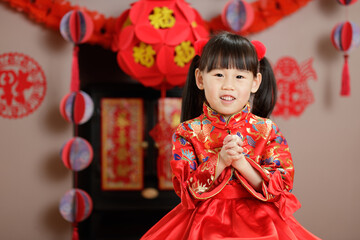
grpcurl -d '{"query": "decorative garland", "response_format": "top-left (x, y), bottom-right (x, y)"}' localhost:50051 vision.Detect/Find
top-left (209, 0), bottom-right (312, 35)
top-left (1, 0), bottom-right (312, 49)
top-left (1, 0), bottom-right (117, 49)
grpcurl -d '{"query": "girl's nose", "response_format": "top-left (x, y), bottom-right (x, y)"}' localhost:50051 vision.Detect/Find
top-left (221, 78), bottom-right (235, 90)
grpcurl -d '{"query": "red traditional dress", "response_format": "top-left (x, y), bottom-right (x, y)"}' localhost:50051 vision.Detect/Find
top-left (141, 103), bottom-right (321, 240)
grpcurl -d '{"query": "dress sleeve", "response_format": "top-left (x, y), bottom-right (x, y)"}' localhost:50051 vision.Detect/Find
top-left (170, 123), bottom-right (232, 209)
top-left (234, 121), bottom-right (301, 219)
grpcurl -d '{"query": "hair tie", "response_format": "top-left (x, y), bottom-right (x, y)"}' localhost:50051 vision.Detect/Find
top-left (251, 40), bottom-right (266, 61)
top-left (194, 38), bottom-right (209, 56)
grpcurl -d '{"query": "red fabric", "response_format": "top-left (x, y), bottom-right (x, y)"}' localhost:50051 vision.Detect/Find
top-left (341, 54), bottom-right (350, 96)
top-left (267, 171), bottom-right (301, 220)
top-left (141, 184), bottom-right (320, 240)
top-left (141, 103), bottom-right (321, 239)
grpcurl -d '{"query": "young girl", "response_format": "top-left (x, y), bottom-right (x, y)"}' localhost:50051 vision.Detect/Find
top-left (141, 32), bottom-right (321, 240)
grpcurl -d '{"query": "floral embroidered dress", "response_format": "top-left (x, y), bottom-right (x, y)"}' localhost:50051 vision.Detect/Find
top-left (141, 103), bottom-right (321, 240)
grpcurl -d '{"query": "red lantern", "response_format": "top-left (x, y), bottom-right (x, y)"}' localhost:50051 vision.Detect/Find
top-left (59, 188), bottom-right (93, 223)
top-left (59, 90), bottom-right (94, 125)
top-left (336, 0), bottom-right (358, 5)
top-left (61, 137), bottom-right (93, 171)
top-left (221, 0), bottom-right (254, 33)
top-left (113, 0), bottom-right (209, 90)
top-left (60, 10), bottom-right (94, 44)
top-left (331, 21), bottom-right (360, 96)
top-left (60, 10), bottom-right (94, 92)
top-left (59, 188), bottom-right (93, 240)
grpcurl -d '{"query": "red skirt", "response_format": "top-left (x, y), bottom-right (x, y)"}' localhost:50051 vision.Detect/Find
top-left (141, 184), bottom-right (321, 240)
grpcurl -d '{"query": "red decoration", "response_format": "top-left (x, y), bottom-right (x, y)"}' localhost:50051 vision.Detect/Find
top-left (59, 90), bottom-right (94, 125)
top-left (336, 0), bottom-right (358, 5)
top-left (113, 0), bottom-right (209, 90)
top-left (59, 188), bottom-right (93, 222)
top-left (209, 0), bottom-right (312, 35)
top-left (59, 188), bottom-right (93, 240)
top-left (101, 98), bottom-right (144, 190)
top-left (251, 40), bottom-right (266, 61)
top-left (60, 10), bottom-right (94, 44)
top-left (58, 10), bottom-right (95, 239)
top-left (60, 10), bottom-right (94, 92)
top-left (2, 0), bottom-right (312, 49)
top-left (0, 52), bottom-right (46, 119)
top-left (221, 0), bottom-right (254, 33)
top-left (272, 57), bottom-right (317, 118)
top-left (194, 38), bottom-right (209, 56)
top-left (149, 98), bottom-right (182, 190)
top-left (61, 137), bottom-right (93, 171)
top-left (331, 21), bottom-right (360, 96)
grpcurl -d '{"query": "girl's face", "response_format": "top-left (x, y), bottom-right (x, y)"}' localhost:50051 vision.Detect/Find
top-left (195, 67), bottom-right (262, 121)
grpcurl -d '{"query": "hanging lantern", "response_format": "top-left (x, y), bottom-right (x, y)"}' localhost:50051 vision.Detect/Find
top-left (60, 90), bottom-right (94, 125)
top-left (331, 21), bottom-right (360, 96)
top-left (60, 10), bottom-right (94, 44)
top-left (60, 10), bottom-right (94, 92)
top-left (59, 188), bottom-right (93, 239)
top-left (113, 0), bottom-right (209, 90)
top-left (59, 188), bottom-right (93, 223)
top-left (60, 137), bottom-right (93, 171)
top-left (336, 0), bottom-right (358, 5)
top-left (221, 0), bottom-right (254, 33)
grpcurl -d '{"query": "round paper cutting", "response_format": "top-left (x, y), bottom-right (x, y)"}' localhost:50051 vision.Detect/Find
top-left (0, 52), bottom-right (46, 119)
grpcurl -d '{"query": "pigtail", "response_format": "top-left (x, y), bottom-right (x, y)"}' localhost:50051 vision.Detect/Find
top-left (181, 55), bottom-right (205, 122)
top-left (252, 57), bottom-right (277, 118)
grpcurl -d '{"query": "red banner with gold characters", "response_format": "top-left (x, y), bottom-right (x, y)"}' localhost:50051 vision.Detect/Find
top-left (101, 98), bottom-right (144, 190)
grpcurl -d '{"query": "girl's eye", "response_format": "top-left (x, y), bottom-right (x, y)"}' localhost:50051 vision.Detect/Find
top-left (215, 73), bottom-right (223, 77)
top-left (236, 75), bottom-right (244, 79)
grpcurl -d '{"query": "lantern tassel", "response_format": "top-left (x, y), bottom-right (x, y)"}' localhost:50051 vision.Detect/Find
top-left (71, 45), bottom-right (80, 92)
top-left (341, 54), bottom-right (350, 96)
top-left (72, 225), bottom-right (79, 240)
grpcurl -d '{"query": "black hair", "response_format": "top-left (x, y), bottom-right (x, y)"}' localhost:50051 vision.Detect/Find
top-left (181, 32), bottom-right (277, 122)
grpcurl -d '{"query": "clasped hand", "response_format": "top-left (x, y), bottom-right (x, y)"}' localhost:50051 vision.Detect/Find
top-left (219, 134), bottom-right (245, 168)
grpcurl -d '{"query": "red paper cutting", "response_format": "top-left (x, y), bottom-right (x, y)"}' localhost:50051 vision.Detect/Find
top-left (0, 52), bottom-right (46, 119)
top-left (272, 57), bottom-right (317, 118)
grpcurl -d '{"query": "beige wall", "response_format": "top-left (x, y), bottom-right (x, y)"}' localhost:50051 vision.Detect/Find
top-left (1, 0), bottom-right (359, 239)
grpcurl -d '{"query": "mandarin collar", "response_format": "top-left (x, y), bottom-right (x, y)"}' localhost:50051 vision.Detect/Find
top-left (203, 103), bottom-right (250, 129)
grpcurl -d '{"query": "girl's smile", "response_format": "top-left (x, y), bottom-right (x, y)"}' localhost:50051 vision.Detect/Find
top-left (195, 67), bottom-right (262, 120)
